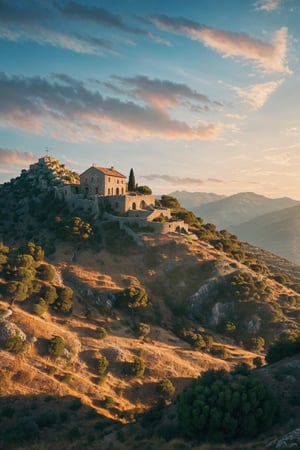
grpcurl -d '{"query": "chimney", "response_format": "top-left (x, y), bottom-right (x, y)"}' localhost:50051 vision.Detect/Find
top-left (110, 166), bottom-right (114, 170)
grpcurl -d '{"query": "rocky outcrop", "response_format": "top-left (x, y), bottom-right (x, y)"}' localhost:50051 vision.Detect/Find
top-left (0, 308), bottom-right (13, 321)
top-left (268, 428), bottom-right (300, 448)
top-left (0, 321), bottom-right (26, 342)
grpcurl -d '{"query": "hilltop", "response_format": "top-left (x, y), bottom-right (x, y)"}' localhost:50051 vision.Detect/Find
top-left (0, 157), bottom-right (299, 449)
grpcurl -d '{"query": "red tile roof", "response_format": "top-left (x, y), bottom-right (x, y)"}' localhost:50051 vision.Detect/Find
top-left (81, 166), bottom-right (126, 178)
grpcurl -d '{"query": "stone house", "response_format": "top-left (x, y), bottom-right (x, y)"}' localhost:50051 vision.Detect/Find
top-left (80, 165), bottom-right (126, 196)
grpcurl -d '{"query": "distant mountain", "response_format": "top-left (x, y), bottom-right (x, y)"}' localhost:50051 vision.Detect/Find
top-left (234, 204), bottom-right (300, 265)
top-left (169, 190), bottom-right (225, 210)
top-left (193, 192), bottom-right (300, 229)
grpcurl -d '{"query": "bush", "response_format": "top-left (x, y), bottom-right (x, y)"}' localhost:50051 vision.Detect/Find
top-left (266, 331), bottom-right (300, 363)
top-left (136, 322), bottom-right (151, 338)
top-left (38, 264), bottom-right (56, 282)
top-left (5, 336), bottom-right (26, 354)
top-left (116, 286), bottom-right (149, 310)
top-left (96, 356), bottom-right (109, 376)
top-left (43, 285), bottom-right (58, 304)
top-left (136, 185), bottom-right (152, 195)
top-left (33, 298), bottom-right (48, 316)
top-left (128, 357), bottom-right (145, 377)
top-left (177, 369), bottom-right (277, 442)
top-left (156, 379), bottom-right (175, 399)
top-left (6, 281), bottom-right (29, 303)
top-left (160, 195), bottom-right (180, 209)
top-left (48, 335), bottom-right (65, 358)
top-left (246, 336), bottom-right (265, 352)
top-left (54, 286), bottom-right (73, 314)
top-left (95, 326), bottom-right (107, 340)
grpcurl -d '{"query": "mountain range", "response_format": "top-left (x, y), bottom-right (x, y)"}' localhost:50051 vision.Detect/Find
top-left (173, 191), bottom-right (300, 264)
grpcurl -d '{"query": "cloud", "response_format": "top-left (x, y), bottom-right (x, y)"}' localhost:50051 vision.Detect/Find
top-left (0, 0), bottom-right (168, 52)
top-left (255, 0), bottom-right (281, 11)
top-left (0, 148), bottom-right (37, 165)
top-left (0, 73), bottom-right (223, 142)
top-left (282, 127), bottom-right (300, 136)
top-left (0, 25), bottom-right (113, 55)
top-left (56, 1), bottom-right (146, 36)
top-left (112, 75), bottom-right (222, 110)
top-left (150, 15), bottom-right (290, 73)
top-left (231, 79), bottom-right (284, 109)
top-left (141, 174), bottom-right (224, 185)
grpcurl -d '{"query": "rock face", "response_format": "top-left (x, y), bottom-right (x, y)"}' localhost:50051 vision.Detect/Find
top-left (0, 308), bottom-right (13, 321)
top-left (0, 321), bottom-right (26, 342)
top-left (268, 428), bottom-right (300, 448)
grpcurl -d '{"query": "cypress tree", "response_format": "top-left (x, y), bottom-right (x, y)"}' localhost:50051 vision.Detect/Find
top-left (128, 168), bottom-right (136, 191)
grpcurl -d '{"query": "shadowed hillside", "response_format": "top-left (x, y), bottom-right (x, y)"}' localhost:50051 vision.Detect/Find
top-left (234, 204), bottom-right (300, 264)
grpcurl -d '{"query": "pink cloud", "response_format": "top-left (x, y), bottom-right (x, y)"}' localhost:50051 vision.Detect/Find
top-left (151, 16), bottom-right (290, 73)
top-left (0, 148), bottom-right (37, 165)
top-left (232, 79), bottom-right (284, 109)
top-left (0, 73), bottom-right (223, 143)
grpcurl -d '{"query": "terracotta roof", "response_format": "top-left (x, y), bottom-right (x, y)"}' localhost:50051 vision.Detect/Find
top-left (81, 166), bottom-right (126, 178)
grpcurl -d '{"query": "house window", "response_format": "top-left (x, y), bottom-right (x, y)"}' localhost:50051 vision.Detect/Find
top-left (85, 178), bottom-right (87, 183)
top-left (108, 188), bottom-right (110, 195)
top-left (91, 177), bottom-right (93, 182)
top-left (116, 188), bottom-right (120, 195)
top-left (108, 177), bottom-right (110, 182)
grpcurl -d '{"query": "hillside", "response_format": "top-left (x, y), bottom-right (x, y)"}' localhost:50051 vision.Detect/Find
top-left (190, 192), bottom-right (299, 229)
top-left (234, 204), bottom-right (300, 265)
top-left (0, 158), bottom-right (300, 449)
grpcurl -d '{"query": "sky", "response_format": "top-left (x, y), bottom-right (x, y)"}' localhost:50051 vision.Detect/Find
top-left (0, 0), bottom-right (300, 199)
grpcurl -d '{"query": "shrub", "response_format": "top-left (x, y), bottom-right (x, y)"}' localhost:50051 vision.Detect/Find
top-left (253, 356), bottom-right (264, 368)
top-left (33, 298), bottom-right (48, 316)
top-left (128, 357), bottom-right (145, 377)
top-left (136, 185), bottom-right (152, 195)
top-left (266, 331), bottom-right (300, 363)
top-left (136, 322), bottom-right (151, 338)
top-left (6, 281), bottom-right (29, 303)
top-left (5, 336), bottom-right (26, 354)
top-left (246, 336), bottom-right (265, 352)
top-left (48, 335), bottom-right (65, 358)
top-left (96, 356), bottom-right (109, 376)
top-left (38, 264), bottom-right (56, 282)
top-left (15, 254), bottom-right (35, 268)
top-left (43, 285), bottom-right (58, 304)
top-left (116, 286), bottom-right (149, 310)
top-left (156, 379), bottom-right (175, 399)
top-left (95, 326), bottom-right (107, 340)
top-left (160, 195), bottom-right (180, 209)
top-left (54, 286), bottom-right (73, 314)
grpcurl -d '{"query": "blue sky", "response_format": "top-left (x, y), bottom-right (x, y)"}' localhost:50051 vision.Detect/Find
top-left (0, 0), bottom-right (300, 198)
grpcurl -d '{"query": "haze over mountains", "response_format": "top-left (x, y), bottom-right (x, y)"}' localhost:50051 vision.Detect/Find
top-left (172, 191), bottom-right (300, 264)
